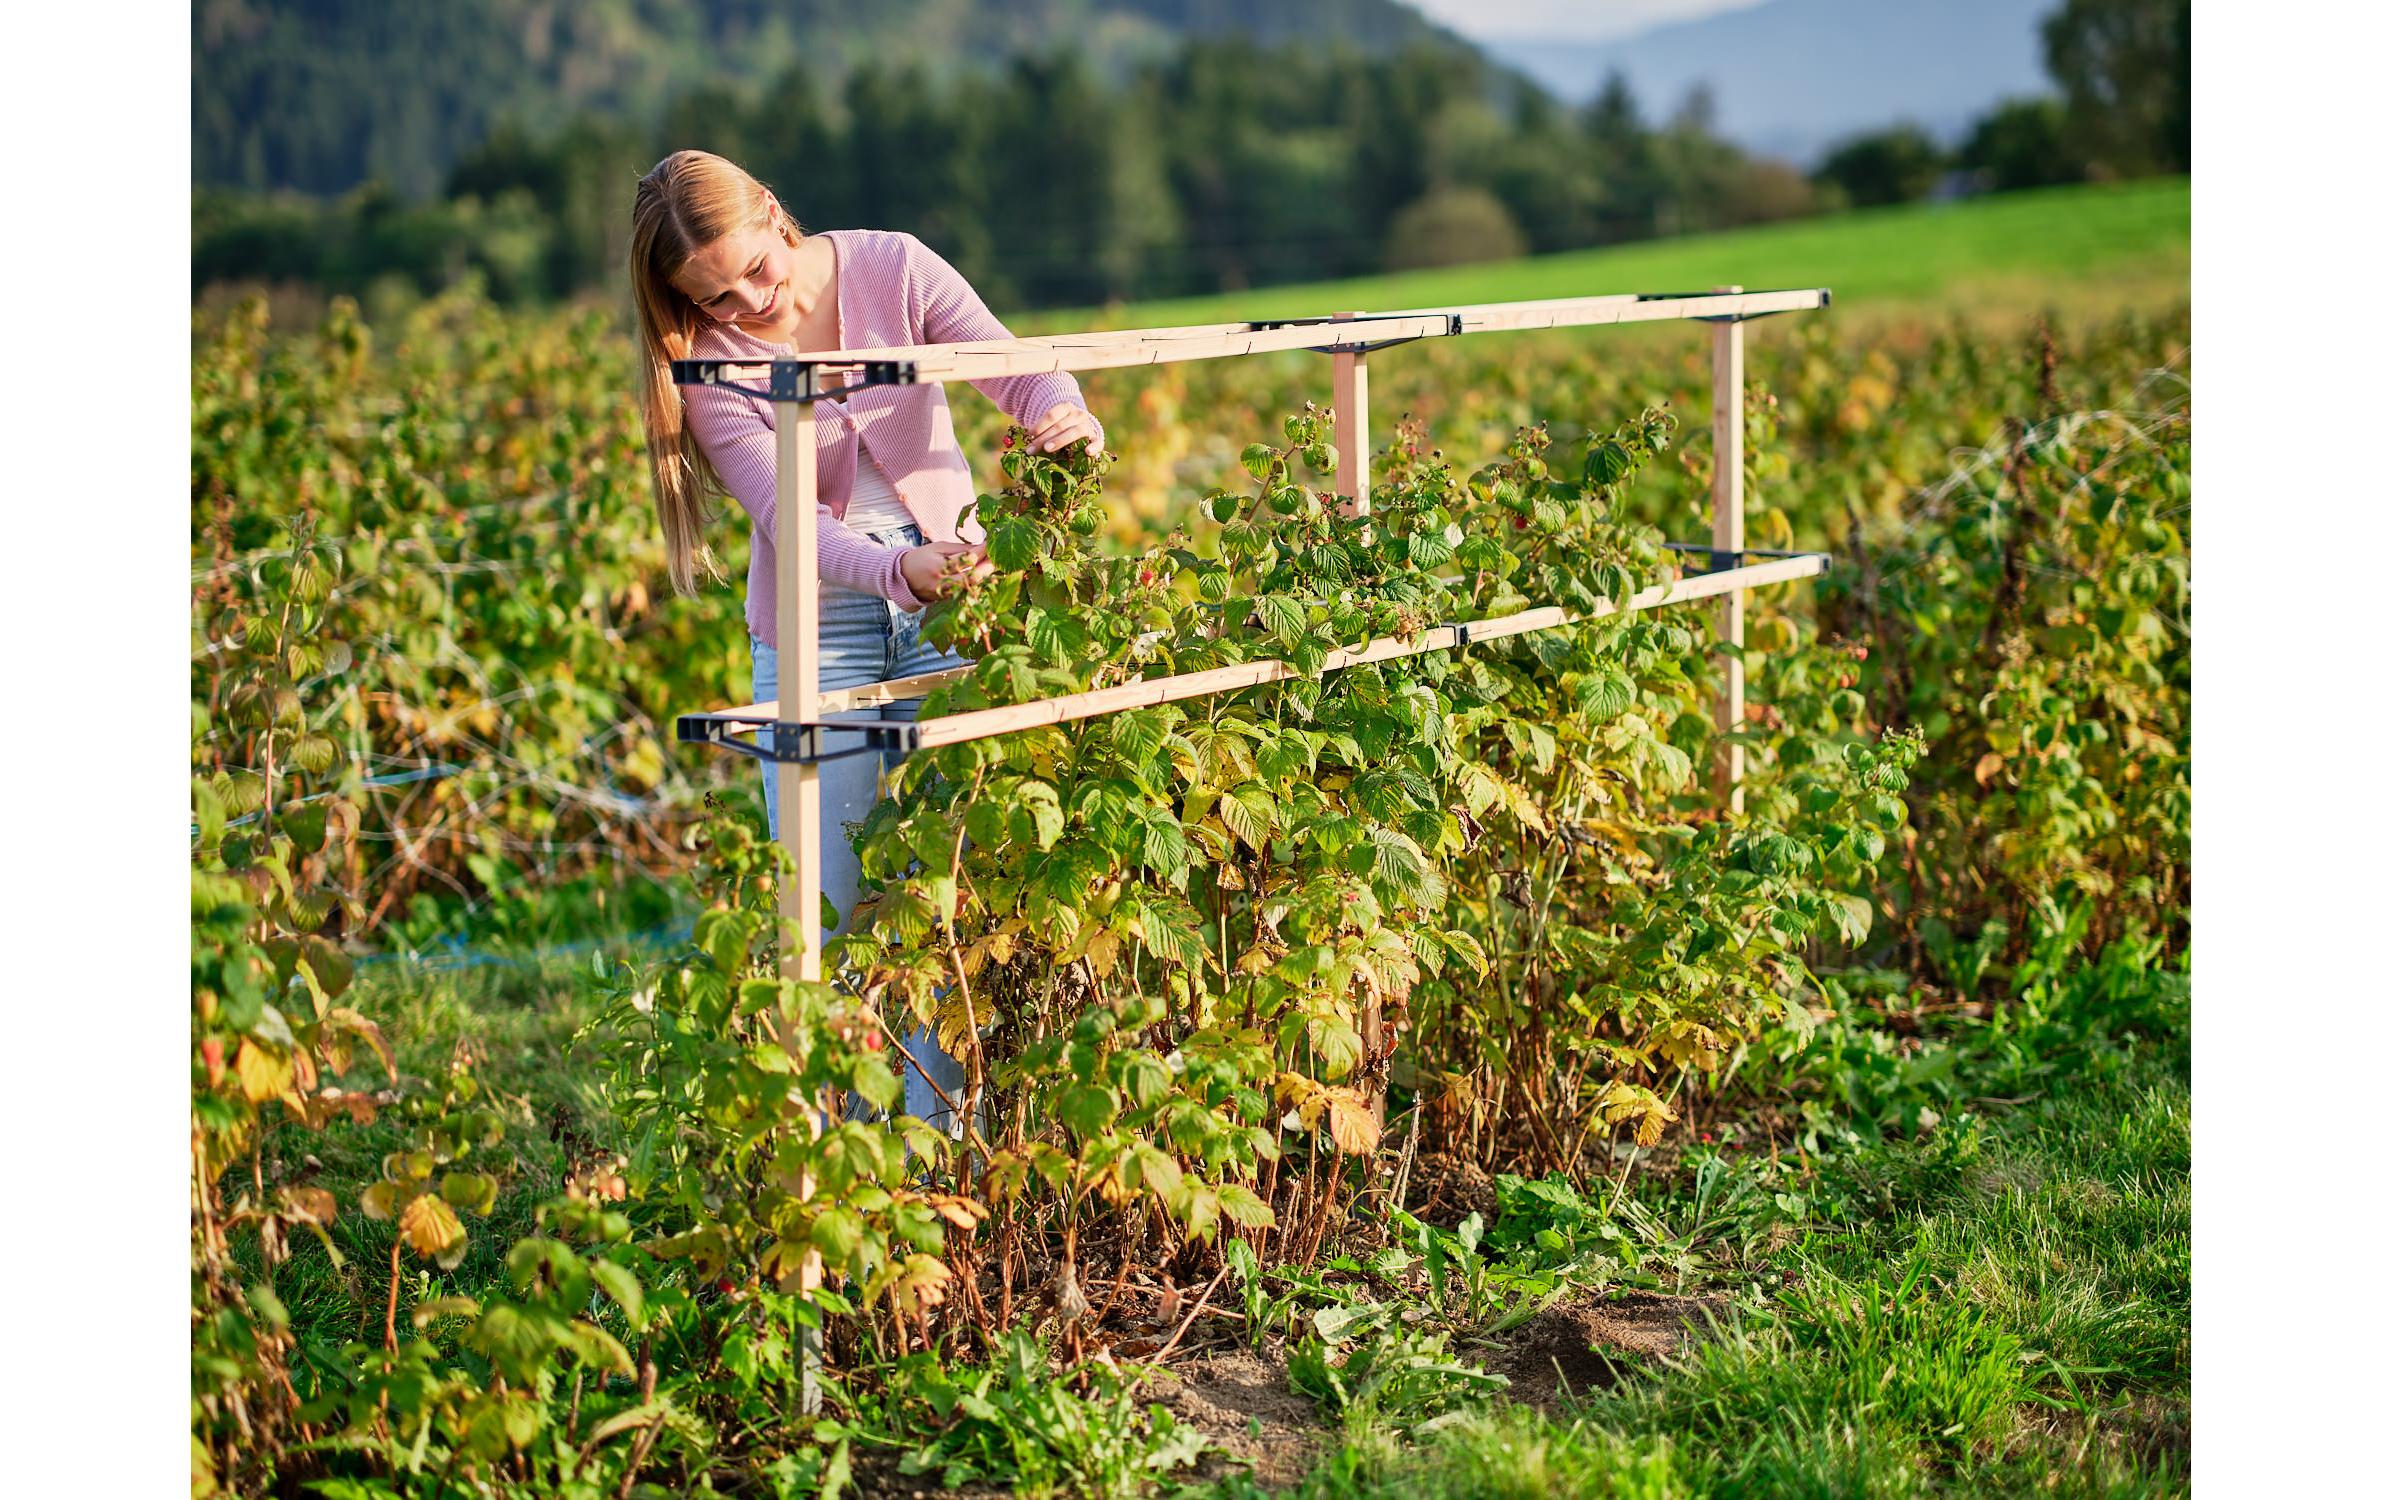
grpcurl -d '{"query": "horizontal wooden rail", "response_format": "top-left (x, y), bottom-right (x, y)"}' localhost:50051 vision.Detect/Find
top-left (1373, 288), bottom-right (1828, 337)
top-left (685, 552), bottom-right (1826, 753)
top-left (690, 289), bottom-right (1827, 389)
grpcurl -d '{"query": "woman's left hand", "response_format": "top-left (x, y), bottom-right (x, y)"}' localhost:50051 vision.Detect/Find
top-left (1027, 403), bottom-right (1104, 456)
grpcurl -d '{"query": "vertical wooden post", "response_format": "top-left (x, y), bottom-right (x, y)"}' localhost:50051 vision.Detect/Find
top-left (775, 395), bottom-right (826, 1415)
top-left (779, 400), bottom-right (824, 988)
top-left (1710, 287), bottom-right (1747, 816)
top-left (1330, 312), bottom-right (1370, 520)
top-left (1329, 313), bottom-right (1386, 1124)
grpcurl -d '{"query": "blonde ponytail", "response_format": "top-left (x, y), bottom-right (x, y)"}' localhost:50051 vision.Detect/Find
top-left (628, 150), bottom-right (804, 596)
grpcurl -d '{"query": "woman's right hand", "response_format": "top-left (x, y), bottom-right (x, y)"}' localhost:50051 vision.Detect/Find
top-left (900, 541), bottom-right (991, 603)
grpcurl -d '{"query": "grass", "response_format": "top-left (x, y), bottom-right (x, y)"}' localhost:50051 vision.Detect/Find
top-left (1023, 178), bottom-right (2189, 336)
top-left (1194, 953), bottom-right (2192, 1498)
top-left (238, 947), bottom-right (623, 1353)
top-left (242, 900), bottom-right (2190, 1497)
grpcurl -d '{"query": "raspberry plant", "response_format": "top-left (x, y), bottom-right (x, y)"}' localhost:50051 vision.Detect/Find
top-left (180, 288), bottom-right (2198, 1498)
top-left (781, 404), bottom-right (1916, 1358)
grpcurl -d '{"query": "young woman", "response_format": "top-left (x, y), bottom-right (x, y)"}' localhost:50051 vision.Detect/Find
top-left (629, 149), bottom-right (1105, 1131)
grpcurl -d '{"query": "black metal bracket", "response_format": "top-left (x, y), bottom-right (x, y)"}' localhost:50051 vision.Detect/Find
top-left (1661, 542), bottom-right (1834, 575)
top-left (669, 358), bottom-right (919, 404)
top-left (675, 713), bottom-right (924, 763)
top-left (1249, 312), bottom-right (1464, 355)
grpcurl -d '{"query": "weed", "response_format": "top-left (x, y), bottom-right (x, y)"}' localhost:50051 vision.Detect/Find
top-left (824, 1330), bottom-right (1206, 1499)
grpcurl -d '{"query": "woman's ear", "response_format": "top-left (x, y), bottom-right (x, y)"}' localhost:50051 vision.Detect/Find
top-left (767, 195), bottom-right (804, 247)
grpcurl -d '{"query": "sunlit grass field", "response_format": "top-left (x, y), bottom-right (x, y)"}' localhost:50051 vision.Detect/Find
top-left (1027, 178), bottom-right (2188, 336)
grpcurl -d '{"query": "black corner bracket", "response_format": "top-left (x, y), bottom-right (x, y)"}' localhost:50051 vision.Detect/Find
top-left (675, 714), bottom-right (926, 763)
top-left (669, 358), bottom-right (919, 404)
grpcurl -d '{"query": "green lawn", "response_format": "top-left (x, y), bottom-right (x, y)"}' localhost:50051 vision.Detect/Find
top-left (1024, 178), bottom-right (2188, 335)
top-left (1192, 953), bottom-right (2192, 1498)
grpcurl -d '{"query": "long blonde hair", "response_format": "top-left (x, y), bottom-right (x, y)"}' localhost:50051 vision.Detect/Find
top-left (629, 149), bottom-right (803, 595)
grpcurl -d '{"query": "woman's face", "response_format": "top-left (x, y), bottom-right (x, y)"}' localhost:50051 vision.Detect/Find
top-left (671, 205), bottom-right (798, 332)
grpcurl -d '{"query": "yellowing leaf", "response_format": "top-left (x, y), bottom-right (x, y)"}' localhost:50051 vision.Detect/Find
top-left (235, 1039), bottom-right (293, 1104)
top-left (401, 1193), bottom-right (468, 1268)
top-left (878, 1253), bottom-right (954, 1317)
top-left (930, 1194), bottom-right (988, 1231)
top-left (281, 1186), bottom-right (337, 1225)
top-left (1083, 926), bottom-right (1122, 979)
top-left (326, 1007), bottom-right (395, 1079)
top-left (1505, 783), bottom-right (1551, 834)
top-left (315, 1089), bottom-right (380, 1126)
top-left (1325, 1089), bottom-right (1382, 1156)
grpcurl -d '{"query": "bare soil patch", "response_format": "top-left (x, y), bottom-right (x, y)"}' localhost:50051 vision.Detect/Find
top-left (1144, 1286), bottom-right (1736, 1490)
top-left (1147, 1343), bottom-right (1330, 1488)
top-left (1476, 1288), bottom-right (1733, 1410)
top-left (1406, 1150), bottom-right (1498, 1226)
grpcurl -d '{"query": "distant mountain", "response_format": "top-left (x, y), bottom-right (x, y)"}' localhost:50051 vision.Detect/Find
top-left (194, 0), bottom-right (1481, 199)
top-left (1475, 0), bottom-right (2061, 164)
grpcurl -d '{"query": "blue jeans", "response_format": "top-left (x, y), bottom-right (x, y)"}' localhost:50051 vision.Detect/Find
top-left (751, 523), bottom-right (974, 1135)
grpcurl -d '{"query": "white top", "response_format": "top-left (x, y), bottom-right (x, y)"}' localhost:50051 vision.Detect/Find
top-left (842, 447), bottom-right (914, 535)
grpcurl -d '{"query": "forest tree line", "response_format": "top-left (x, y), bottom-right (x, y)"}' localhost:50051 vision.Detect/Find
top-left (192, 3), bottom-right (2187, 315)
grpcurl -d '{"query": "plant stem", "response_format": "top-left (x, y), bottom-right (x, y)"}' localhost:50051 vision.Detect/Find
top-left (383, 1236), bottom-right (402, 1353)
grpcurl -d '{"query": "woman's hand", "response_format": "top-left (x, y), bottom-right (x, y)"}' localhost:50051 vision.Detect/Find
top-left (900, 541), bottom-right (992, 603)
top-left (1026, 403), bottom-right (1104, 456)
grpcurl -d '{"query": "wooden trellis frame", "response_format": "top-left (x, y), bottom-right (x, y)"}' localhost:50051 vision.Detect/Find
top-left (669, 284), bottom-right (1830, 1408)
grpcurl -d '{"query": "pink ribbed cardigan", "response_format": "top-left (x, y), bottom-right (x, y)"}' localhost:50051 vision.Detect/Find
top-left (683, 228), bottom-right (1102, 645)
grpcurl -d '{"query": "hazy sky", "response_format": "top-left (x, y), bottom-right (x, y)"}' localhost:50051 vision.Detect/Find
top-left (1401, 0), bottom-right (1771, 44)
